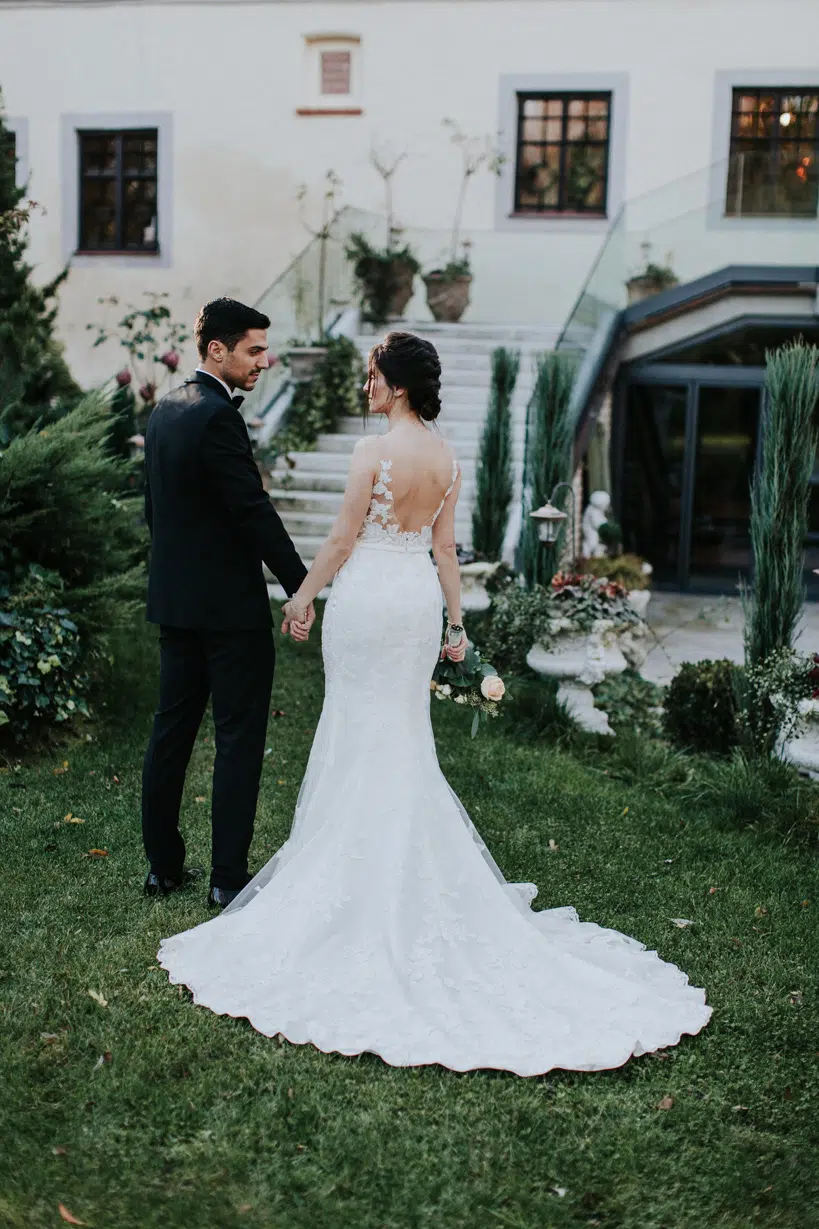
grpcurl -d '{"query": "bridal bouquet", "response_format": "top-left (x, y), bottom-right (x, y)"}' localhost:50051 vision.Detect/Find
top-left (431, 641), bottom-right (506, 738)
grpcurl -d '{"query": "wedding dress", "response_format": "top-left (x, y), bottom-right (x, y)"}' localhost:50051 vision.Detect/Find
top-left (159, 454), bottom-right (712, 1076)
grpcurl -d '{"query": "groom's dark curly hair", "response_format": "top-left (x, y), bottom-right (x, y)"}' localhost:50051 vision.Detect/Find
top-left (194, 297), bottom-right (271, 358)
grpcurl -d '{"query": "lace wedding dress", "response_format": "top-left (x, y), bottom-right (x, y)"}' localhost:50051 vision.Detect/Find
top-left (159, 456), bottom-right (712, 1076)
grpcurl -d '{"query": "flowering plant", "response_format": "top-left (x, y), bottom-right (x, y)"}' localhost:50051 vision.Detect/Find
top-left (546, 571), bottom-right (643, 637)
top-left (740, 646), bottom-right (819, 754)
top-left (431, 641), bottom-right (505, 738)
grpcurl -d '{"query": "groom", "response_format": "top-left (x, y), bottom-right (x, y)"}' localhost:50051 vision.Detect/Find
top-left (141, 297), bottom-right (314, 908)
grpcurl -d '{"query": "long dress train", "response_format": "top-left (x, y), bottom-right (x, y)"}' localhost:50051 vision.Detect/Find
top-left (158, 459), bottom-right (712, 1076)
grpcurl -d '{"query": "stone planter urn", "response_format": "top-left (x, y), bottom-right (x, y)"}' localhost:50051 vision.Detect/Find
top-left (287, 345), bottom-right (328, 383)
top-left (459, 560), bottom-right (502, 613)
top-left (423, 272), bottom-right (472, 323)
top-left (526, 620), bottom-right (649, 735)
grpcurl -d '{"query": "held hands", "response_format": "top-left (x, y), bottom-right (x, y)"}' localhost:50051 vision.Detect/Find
top-left (281, 599), bottom-right (316, 643)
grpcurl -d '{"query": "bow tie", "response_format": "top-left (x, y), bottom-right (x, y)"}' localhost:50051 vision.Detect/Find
top-left (231, 395), bottom-right (245, 409)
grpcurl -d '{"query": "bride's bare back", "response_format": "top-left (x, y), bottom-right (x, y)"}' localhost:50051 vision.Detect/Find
top-left (359, 424), bottom-right (459, 537)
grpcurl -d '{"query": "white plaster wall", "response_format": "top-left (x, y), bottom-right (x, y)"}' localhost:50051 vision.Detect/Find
top-left (1, 0), bottom-right (818, 385)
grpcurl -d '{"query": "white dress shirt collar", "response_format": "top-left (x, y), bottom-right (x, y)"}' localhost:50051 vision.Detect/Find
top-left (195, 367), bottom-right (234, 402)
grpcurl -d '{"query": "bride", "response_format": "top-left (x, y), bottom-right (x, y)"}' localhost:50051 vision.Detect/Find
top-left (159, 330), bottom-right (712, 1077)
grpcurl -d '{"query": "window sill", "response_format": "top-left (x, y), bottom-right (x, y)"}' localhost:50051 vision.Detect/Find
top-left (75, 249), bottom-right (160, 257)
top-left (296, 106), bottom-right (363, 117)
top-left (509, 211), bottom-right (608, 221)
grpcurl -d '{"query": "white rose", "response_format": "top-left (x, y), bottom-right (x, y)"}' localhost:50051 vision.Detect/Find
top-left (440, 684), bottom-right (452, 697)
top-left (480, 675), bottom-right (506, 702)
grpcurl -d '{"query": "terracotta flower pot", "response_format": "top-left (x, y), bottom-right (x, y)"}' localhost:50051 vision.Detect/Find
top-left (424, 272), bottom-right (472, 323)
top-left (626, 274), bottom-right (678, 305)
top-left (384, 258), bottom-right (417, 320)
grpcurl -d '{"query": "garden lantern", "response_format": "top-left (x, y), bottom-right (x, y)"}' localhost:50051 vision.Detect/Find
top-left (529, 501), bottom-right (567, 544)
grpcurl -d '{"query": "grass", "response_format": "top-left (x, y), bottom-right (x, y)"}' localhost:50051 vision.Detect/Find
top-left (1, 612), bottom-right (818, 1229)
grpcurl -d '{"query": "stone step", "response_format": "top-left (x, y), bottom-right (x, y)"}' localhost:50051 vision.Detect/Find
top-left (313, 433), bottom-right (522, 463)
top-left (355, 324), bottom-right (560, 345)
top-left (270, 471), bottom-right (474, 506)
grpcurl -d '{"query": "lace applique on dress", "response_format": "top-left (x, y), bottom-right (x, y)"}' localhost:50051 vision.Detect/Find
top-left (358, 457), bottom-right (459, 553)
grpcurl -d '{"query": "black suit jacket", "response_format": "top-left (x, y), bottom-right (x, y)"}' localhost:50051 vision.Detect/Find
top-left (144, 371), bottom-right (307, 629)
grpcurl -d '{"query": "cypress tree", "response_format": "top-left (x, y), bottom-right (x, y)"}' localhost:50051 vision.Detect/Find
top-left (472, 346), bottom-right (520, 561)
top-left (518, 351), bottom-right (576, 589)
top-left (744, 340), bottom-right (819, 668)
top-left (0, 90), bottom-right (78, 443)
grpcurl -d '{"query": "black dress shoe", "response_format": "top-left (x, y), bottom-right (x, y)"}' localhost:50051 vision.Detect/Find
top-left (207, 885), bottom-right (241, 909)
top-left (144, 867), bottom-right (203, 897)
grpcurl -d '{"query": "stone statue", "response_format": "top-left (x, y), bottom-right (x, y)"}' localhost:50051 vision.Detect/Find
top-left (582, 490), bottom-right (612, 558)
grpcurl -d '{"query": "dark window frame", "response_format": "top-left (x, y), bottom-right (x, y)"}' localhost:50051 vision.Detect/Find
top-left (513, 90), bottom-right (612, 217)
top-left (726, 86), bottom-right (819, 218)
top-left (77, 127), bottom-right (159, 255)
top-left (2, 127), bottom-right (16, 177)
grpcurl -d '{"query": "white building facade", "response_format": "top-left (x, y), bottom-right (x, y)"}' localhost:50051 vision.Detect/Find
top-left (1, 0), bottom-right (818, 384)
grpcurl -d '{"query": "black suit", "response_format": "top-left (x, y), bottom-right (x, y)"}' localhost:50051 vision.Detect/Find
top-left (141, 370), bottom-right (308, 890)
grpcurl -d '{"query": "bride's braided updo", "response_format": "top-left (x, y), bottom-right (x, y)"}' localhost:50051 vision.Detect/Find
top-left (369, 331), bottom-right (442, 422)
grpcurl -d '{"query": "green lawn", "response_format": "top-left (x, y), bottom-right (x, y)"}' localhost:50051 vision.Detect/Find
top-left (1, 614), bottom-right (817, 1229)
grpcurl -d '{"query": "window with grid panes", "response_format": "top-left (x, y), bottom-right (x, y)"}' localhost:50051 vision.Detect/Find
top-left (726, 88), bottom-right (819, 217)
top-left (78, 129), bottom-right (159, 253)
top-left (321, 50), bottom-right (351, 96)
top-left (514, 93), bottom-right (611, 215)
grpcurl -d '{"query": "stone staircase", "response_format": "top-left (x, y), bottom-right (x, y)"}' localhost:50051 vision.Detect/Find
top-left (267, 322), bottom-right (560, 567)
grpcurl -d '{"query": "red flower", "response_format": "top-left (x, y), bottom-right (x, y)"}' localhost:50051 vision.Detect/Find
top-left (160, 350), bottom-right (180, 371)
top-left (139, 382), bottom-right (156, 404)
top-left (115, 369), bottom-right (132, 387)
top-left (266, 351), bottom-right (279, 367)
top-left (812, 688), bottom-right (819, 699)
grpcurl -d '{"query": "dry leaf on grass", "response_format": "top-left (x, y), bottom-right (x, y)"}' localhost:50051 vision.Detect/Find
top-left (92, 1052), bottom-right (113, 1071)
top-left (58, 1204), bottom-right (86, 1225)
top-left (64, 814), bottom-right (84, 824)
top-left (53, 761), bottom-right (70, 776)
top-left (657, 1095), bottom-right (674, 1111)
top-left (53, 1146), bottom-right (68, 1156)
top-left (755, 906), bottom-right (769, 917)
top-left (195, 796), bottom-right (206, 803)
top-left (85, 849), bottom-right (108, 858)
top-left (670, 918), bottom-right (695, 928)
top-left (87, 989), bottom-right (108, 1008)
top-left (548, 839), bottom-right (559, 852)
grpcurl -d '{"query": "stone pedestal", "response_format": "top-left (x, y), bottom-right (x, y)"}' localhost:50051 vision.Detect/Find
top-left (526, 630), bottom-right (630, 736)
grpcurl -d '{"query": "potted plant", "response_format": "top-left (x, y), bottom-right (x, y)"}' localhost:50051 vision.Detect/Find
top-left (578, 552), bottom-right (654, 617)
top-left (345, 146), bottom-right (420, 324)
top-left (423, 120), bottom-right (505, 324)
top-left (626, 241), bottom-right (679, 305)
top-left (286, 170), bottom-right (344, 379)
top-left (521, 572), bottom-right (651, 735)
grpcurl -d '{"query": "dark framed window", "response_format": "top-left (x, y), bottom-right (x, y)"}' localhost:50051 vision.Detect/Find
top-left (2, 127), bottom-right (16, 179)
top-left (514, 92), bottom-right (611, 216)
top-left (78, 128), bottom-right (159, 253)
top-left (726, 88), bottom-right (819, 217)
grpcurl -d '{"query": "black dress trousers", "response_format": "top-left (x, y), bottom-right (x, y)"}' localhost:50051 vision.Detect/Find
top-left (141, 626), bottom-right (276, 890)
